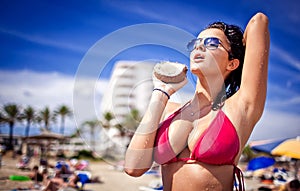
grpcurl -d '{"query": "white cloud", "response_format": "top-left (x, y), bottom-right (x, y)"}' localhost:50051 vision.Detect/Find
top-left (0, 70), bottom-right (109, 129)
top-left (250, 109), bottom-right (300, 141)
top-left (266, 82), bottom-right (300, 112)
top-left (271, 44), bottom-right (300, 72)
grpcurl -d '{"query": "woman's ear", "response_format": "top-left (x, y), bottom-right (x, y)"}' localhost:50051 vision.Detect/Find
top-left (227, 59), bottom-right (240, 71)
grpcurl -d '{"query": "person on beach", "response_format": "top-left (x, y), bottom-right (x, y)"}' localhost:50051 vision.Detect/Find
top-left (42, 172), bottom-right (102, 191)
top-left (29, 165), bottom-right (44, 182)
top-left (124, 12), bottom-right (270, 191)
top-left (288, 179), bottom-right (300, 191)
top-left (42, 173), bottom-right (78, 191)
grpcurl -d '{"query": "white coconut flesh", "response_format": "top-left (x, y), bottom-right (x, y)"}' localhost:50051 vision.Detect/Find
top-left (154, 61), bottom-right (187, 83)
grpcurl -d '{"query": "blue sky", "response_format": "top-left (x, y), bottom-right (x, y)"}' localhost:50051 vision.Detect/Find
top-left (0, 0), bottom-right (300, 140)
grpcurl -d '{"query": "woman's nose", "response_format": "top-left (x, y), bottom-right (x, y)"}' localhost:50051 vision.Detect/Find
top-left (195, 42), bottom-right (206, 52)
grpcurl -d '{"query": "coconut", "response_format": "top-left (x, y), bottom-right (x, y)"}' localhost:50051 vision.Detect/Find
top-left (153, 61), bottom-right (188, 83)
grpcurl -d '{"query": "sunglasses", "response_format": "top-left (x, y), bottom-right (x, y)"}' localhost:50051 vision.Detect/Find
top-left (187, 37), bottom-right (232, 57)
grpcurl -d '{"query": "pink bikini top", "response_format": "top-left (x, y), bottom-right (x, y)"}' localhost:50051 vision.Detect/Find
top-left (154, 102), bottom-right (240, 165)
top-left (153, 103), bottom-right (245, 190)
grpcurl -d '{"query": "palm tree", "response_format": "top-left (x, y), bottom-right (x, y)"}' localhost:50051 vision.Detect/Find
top-left (114, 123), bottom-right (125, 136)
top-left (54, 105), bottom-right (72, 135)
top-left (37, 107), bottom-right (55, 132)
top-left (18, 106), bottom-right (36, 156)
top-left (1, 104), bottom-right (22, 150)
top-left (22, 106), bottom-right (35, 138)
top-left (82, 120), bottom-right (100, 151)
top-left (242, 145), bottom-right (257, 162)
top-left (102, 111), bottom-right (114, 129)
top-left (70, 128), bottom-right (82, 138)
top-left (124, 108), bottom-right (141, 132)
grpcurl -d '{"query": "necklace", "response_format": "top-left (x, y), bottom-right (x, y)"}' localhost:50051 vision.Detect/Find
top-left (190, 110), bottom-right (198, 116)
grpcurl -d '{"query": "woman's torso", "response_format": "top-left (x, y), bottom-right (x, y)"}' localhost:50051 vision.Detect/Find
top-left (161, 159), bottom-right (234, 191)
top-left (154, 100), bottom-right (248, 191)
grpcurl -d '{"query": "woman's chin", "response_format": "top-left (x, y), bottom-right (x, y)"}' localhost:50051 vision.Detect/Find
top-left (190, 65), bottom-right (201, 74)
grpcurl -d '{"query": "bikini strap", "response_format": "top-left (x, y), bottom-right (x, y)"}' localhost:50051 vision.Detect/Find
top-left (167, 100), bottom-right (191, 118)
top-left (233, 165), bottom-right (245, 191)
top-left (175, 100), bottom-right (191, 114)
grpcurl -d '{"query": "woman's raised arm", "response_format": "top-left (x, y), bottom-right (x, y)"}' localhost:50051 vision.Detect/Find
top-left (237, 12), bottom-right (270, 123)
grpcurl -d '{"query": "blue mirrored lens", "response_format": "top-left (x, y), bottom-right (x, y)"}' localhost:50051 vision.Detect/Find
top-left (204, 38), bottom-right (220, 49)
top-left (187, 39), bottom-right (199, 51)
top-left (187, 37), bottom-right (221, 51)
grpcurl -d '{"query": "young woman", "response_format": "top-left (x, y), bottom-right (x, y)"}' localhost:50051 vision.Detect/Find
top-left (125, 12), bottom-right (270, 191)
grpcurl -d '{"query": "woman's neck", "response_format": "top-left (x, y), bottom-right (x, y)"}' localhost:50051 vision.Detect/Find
top-left (192, 76), bottom-right (224, 108)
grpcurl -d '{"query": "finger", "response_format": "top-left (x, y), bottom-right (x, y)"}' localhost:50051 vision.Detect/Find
top-left (179, 77), bottom-right (188, 86)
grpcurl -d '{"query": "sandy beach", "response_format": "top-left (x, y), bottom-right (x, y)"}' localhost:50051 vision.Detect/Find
top-left (0, 151), bottom-right (292, 191)
top-left (0, 152), bottom-right (160, 191)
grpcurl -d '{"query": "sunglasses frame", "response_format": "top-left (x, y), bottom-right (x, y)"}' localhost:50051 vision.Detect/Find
top-left (187, 37), bottom-right (232, 58)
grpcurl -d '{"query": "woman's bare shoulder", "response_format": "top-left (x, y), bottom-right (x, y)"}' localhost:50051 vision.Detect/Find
top-left (162, 101), bottom-right (182, 120)
top-left (166, 101), bottom-right (182, 111)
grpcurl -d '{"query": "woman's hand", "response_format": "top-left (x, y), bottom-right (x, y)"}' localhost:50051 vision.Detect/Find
top-left (152, 74), bottom-right (188, 96)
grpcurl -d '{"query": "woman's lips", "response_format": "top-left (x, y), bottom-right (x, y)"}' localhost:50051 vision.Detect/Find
top-left (193, 53), bottom-right (205, 63)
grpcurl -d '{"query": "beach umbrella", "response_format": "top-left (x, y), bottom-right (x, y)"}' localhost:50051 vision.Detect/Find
top-left (271, 138), bottom-right (300, 159)
top-left (250, 136), bottom-right (300, 159)
top-left (250, 138), bottom-right (288, 154)
top-left (250, 136), bottom-right (300, 178)
top-left (247, 156), bottom-right (275, 171)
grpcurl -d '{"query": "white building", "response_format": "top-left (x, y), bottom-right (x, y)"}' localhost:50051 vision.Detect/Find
top-left (101, 60), bottom-right (155, 125)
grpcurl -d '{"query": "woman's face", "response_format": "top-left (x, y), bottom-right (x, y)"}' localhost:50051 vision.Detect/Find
top-left (189, 28), bottom-right (231, 78)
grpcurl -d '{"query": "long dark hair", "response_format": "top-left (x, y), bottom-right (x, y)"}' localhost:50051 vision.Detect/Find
top-left (206, 22), bottom-right (245, 110)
